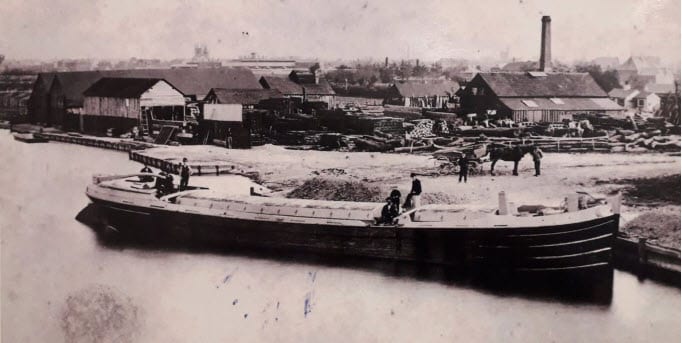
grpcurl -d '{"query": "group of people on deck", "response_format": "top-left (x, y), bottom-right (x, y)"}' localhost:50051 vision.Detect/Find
top-left (139, 157), bottom-right (193, 197)
top-left (380, 173), bottom-right (422, 225)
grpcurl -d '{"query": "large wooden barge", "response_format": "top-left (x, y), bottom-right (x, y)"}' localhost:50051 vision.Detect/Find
top-left (86, 174), bottom-right (620, 282)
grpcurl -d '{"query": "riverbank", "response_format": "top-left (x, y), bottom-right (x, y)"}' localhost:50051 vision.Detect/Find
top-left (2, 130), bottom-right (680, 342)
top-left (6, 128), bottom-right (681, 282)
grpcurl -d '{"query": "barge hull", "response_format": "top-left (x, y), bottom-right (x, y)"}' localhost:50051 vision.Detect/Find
top-left (89, 198), bottom-right (619, 274)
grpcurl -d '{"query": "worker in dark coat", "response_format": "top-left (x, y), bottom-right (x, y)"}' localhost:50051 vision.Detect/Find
top-left (139, 164), bottom-right (154, 182)
top-left (179, 157), bottom-right (192, 190)
top-left (380, 197), bottom-right (398, 224)
top-left (531, 146), bottom-right (544, 176)
top-left (389, 189), bottom-right (402, 213)
top-left (458, 154), bottom-right (470, 183)
top-left (155, 171), bottom-right (167, 196)
top-left (165, 173), bottom-right (175, 193)
top-left (403, 173), bottom-right (422, 209)
top-left (155, 172), bottom-right (174, 196)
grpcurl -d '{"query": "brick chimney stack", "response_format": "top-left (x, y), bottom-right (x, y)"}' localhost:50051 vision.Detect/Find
top-left (540, 16), bottom-right (552, 72)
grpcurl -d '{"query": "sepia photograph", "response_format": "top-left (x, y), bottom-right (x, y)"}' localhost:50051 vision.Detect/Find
top-left (0, 0), bottom-right (680, 342)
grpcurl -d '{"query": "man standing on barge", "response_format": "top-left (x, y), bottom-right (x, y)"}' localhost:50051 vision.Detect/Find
top-left (179, 157), bottom-right (192, 190)
top-left (403, 173), bottom-right (422, 209)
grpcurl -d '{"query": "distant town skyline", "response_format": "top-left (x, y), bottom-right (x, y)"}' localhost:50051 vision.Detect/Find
top-left (1, 0), bottom-right (679, 66)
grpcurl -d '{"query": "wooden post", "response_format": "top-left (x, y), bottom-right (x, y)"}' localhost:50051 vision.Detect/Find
top-left (638, 238), bottom-right (648, 279)
top-left (216, 165), bottom-right (220, 175)
top-left (197, 166), bottom-right (202, 176)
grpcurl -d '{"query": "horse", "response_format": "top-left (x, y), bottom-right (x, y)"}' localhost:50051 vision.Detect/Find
top-left (487, 144), bottom-right (535, 176)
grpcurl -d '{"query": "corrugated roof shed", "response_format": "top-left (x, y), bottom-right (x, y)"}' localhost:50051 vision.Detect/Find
top-left (206, 88), bottom-right (283, 104)
top-left (478, 72), bottom-right (607, 97)
top-left (393, 80), bottom-right (459, 97)
top-left (83, 78), bottom-right (172, 98)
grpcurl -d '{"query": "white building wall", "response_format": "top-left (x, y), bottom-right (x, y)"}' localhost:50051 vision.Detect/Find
top-left (140, 80), bottom-right (186, 107)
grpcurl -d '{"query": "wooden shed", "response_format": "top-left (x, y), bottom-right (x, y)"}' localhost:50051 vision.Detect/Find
top-left (82, 78), bottom-right (186, 134)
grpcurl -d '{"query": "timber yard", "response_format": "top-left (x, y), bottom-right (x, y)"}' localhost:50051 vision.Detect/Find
top-left (1, 6), bottom-right (681, 343)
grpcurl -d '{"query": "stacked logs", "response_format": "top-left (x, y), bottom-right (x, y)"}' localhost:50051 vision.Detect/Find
top-left (406, 119), bottom-right (435, 139)
top-left (607, 129), bottom-right (681, 152)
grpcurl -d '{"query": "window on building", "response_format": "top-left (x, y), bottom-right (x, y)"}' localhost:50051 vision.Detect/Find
top-left (479, 88), bottom-right (485, 96)
top-left (549, 98), bottom-right (564, 105)
top-left (521, 99), bottom-right (539, 108)
top-left (471, 87), bottom-right (478, 96)
top-left (637, 99), bottom-right (645, 107)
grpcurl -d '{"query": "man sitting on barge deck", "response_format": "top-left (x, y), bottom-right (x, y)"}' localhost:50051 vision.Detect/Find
top-left (380, 197), bottom-right (399, 224)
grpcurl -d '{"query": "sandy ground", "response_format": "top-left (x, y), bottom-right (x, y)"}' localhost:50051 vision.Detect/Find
top-left (141, 144), bottom-right (680, 217)
top-left (140, 144), bottom-right (681, 249)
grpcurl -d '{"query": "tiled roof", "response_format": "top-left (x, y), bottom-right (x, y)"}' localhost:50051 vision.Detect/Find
top-left (260, 76), bottom-right (335, 95)
top-left (477, 72), bottom-right (607, 97)
top-left (45, 67), bottom-right (260, 107)
top-left (260, 76), bottom-right (303, 95)
top-left (83, 78), bottom-right (171, 98)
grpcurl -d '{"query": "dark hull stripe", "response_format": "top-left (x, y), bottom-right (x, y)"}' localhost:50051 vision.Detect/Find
top-left (89, 197), bottom-right (618, 272)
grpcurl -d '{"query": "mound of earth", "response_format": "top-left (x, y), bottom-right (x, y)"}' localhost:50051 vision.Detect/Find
top-left (420, 192), bottom-right (462, 205)
top-left (606, 174), bottom-right (681, 205)
top-left (287, 178), bottom-right (384, 202)
top-left (622, 208), bottom-right (681, 249)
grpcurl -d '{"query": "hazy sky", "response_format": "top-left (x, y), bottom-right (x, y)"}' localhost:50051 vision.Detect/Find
top-left (1, 0), bottom-right (680, 64)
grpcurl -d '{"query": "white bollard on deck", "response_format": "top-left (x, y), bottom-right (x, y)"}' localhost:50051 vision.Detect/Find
top-left (566, 194), bottom-right (579, 212)
top-left (498, 191), bottom-right (509, 215)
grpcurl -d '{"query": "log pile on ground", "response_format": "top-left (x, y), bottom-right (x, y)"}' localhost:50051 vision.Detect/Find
top-left (287, 178), bottom-right (384, 202)
top-left (407, 119), bottom-right (435, 139)
top-left (607, 129), bottom-right (681, 152)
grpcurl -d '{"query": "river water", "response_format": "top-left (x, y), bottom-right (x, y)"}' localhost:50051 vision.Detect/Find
top-left (1, 131), bottom-right (679, 342)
